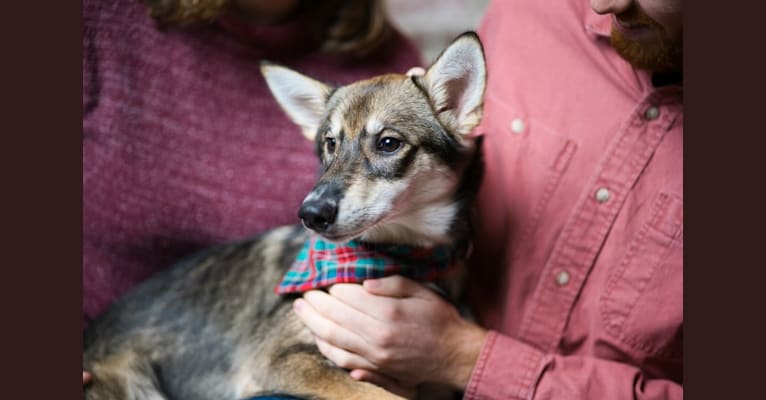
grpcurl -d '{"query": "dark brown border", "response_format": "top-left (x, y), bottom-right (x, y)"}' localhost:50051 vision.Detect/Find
top-left (3, 0), bottom-right (755, 398)
top-left (685, 1), bottom-right (765, 398)
top-left (2, 1), bottom-right (82, 397)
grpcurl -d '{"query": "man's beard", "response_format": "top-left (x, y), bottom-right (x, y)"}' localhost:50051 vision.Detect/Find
top-left (609, 6), bottom-right (682, 73)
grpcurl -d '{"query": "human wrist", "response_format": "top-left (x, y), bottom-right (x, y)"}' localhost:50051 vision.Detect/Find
top-left (442, 320), bottom-right (488, 390)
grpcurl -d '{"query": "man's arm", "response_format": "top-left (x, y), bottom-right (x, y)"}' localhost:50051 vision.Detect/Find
top-left (293, 276), bottom-right (485, 390)
top-left (295, 275), bottom-right (681, 399)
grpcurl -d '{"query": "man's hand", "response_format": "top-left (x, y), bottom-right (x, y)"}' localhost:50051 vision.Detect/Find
top-left (293, 276), bottom-right (487, 392)
top-left (83, 371), bottom-right (91, 385)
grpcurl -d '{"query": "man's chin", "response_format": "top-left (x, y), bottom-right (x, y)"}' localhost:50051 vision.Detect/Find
top-left (610, 29), bottom-right (682, 73)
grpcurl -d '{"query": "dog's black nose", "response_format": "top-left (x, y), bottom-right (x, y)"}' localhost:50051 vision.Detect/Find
top-left (298, 200), bottom-right (338, 232)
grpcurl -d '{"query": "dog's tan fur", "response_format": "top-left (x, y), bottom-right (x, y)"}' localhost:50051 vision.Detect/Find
top-left (84, 33), bottom-right (486, 400)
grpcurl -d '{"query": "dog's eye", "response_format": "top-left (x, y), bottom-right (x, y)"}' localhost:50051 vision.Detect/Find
top-left (377, 137), bottom-right (402, 153)
top-left (325, 137), bottom-right (336, 153)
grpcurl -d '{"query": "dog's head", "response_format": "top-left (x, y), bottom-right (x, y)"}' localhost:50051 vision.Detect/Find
top-left (262, 33), bottom-right (486, 246)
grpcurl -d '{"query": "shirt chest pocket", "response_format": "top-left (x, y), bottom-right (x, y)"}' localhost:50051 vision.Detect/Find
top-left (480, 94), bottom-right (578, 258)
top-left (599, 191), bottom-right (683, 359)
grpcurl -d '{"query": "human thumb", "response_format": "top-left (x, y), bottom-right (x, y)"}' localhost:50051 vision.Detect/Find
top-left (362, 275), bottom-right (435, 299)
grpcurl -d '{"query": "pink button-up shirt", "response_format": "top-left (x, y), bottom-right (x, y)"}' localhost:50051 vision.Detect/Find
top-left (465, 1), bottom-right (682, 398)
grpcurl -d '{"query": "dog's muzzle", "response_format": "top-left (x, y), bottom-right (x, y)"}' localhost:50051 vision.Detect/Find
top-left (299, 199), bottom-right (337, 232)
top-left (298, 182), bottom-right (343, 233)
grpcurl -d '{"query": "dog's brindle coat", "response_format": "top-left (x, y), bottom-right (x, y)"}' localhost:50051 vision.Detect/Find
top-left (84, 33), bottom-right (486, 400)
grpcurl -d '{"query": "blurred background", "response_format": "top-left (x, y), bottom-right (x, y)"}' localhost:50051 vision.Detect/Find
top-left (386, 0), bottom-right (491, 64)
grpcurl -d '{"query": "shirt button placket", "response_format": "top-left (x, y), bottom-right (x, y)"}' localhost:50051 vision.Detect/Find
top-left (510, 118), bottom-right (525, 134)
top-left (595, 187), bottom-right (610, 203)
top-left (644, 105), bottom-right (660, 121)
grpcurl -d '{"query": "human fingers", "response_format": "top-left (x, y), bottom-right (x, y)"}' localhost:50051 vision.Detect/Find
top-left (405, 67), bottom-right (426, 77)
top-left (362, 275), bottom-right (438, 300)
top-left (314, 336), bottom-right (378, 371)
top-left (293, 297), bottom-right (373, 355)
top-left (350, 369), bottom-right (417, 400)
top-left (327, 283), bottom-right (408, 323)
top-left (301, 290), bottom-right (385, 344)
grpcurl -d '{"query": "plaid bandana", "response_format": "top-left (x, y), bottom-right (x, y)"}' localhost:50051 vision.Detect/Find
top-left (275, 234), bottom-right (456, 294)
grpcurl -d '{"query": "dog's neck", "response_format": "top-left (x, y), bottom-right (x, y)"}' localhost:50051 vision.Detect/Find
top-left (358, 200), bottom-right (463, 247)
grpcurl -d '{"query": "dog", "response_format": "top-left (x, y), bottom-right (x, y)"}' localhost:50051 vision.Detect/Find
top-left (83, 32), bottom-right (487, 400)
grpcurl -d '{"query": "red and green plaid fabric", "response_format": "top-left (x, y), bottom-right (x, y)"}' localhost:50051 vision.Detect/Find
top-left (275, 234), bottom-right (455, 294)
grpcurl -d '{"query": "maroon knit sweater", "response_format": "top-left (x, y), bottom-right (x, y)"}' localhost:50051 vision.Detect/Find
top-left (83, 0), bottom-right (422, 322)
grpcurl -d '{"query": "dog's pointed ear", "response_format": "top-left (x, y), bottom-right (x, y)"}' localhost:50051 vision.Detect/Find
top-left (420, 32), bottom-right (486, 136)
top-left (261, 62), bottom-right (333, 141)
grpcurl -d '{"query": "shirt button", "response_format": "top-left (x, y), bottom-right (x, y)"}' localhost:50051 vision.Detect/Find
top-left (510, 118), bottom-right (525, 134)
top-left (555, 270), bottom-right (570, 286)
top-left (595, 187), bottom-right (611, 203)
top-left (644, 106), bottom-right (660, 120)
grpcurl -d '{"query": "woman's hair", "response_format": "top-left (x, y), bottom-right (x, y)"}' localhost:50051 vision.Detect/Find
top-left (141, 0), bottom-right (392, 56)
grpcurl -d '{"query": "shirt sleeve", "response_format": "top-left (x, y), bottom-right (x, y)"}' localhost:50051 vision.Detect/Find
top-left (464, 331), bottom-right (682, 400)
